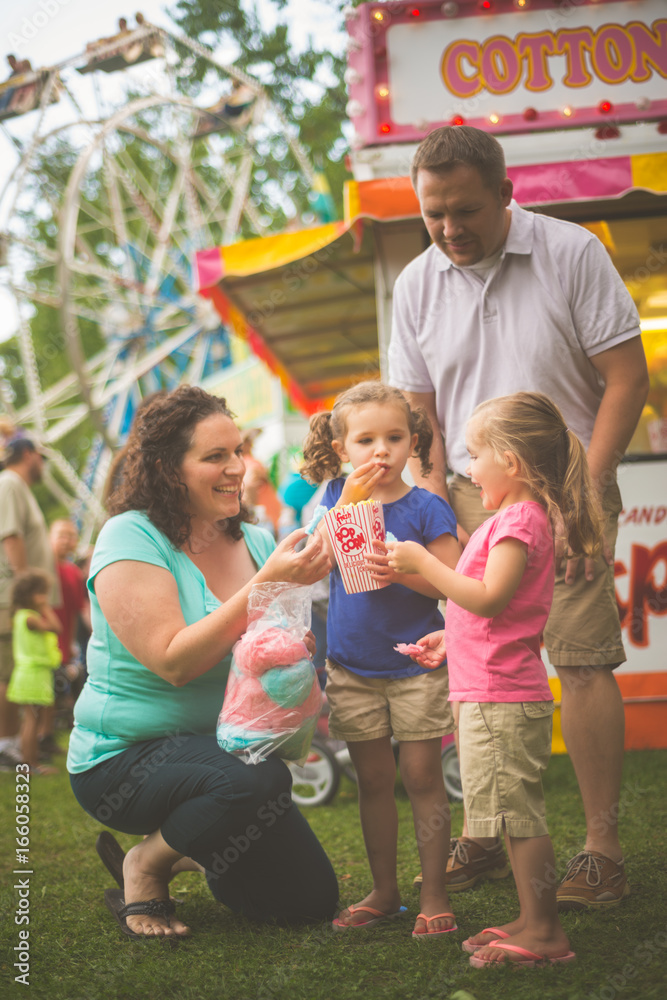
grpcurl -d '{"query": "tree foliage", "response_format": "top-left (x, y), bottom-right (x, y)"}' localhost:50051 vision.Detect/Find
top-left (169, 0), bottom-right (358, 216)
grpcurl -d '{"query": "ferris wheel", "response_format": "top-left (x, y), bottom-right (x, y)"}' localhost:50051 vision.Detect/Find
top-left (0, 19), bottom-right (317, 539)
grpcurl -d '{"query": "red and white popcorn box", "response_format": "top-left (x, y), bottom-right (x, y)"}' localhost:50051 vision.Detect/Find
top-left (323, 500), bottom-right (387, 594)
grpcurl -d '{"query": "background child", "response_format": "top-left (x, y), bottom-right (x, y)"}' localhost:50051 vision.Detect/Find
top-left (7, 569), bottom-right (62, 774)
top-left (302, 381), bottom-right (461, 938)
top-left (388, 391), bottom-right (602, 967)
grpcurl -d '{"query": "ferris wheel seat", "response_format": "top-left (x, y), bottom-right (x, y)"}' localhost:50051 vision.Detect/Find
top-left (77, 30), bottom-right (164, 75)
top-left (0, 71), bottom-right (60, 121)
top-left (193, 105), bottom-right (254, 138)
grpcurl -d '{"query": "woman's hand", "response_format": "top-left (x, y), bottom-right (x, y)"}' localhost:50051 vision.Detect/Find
top-left (386, 539), bottom-right (428, 575)
top-left (261, 529), bottom-right (331, 586)
top-left (412, 630), bottom-right (447, 669)
top-left (339, 461), bottom-right (387, 505)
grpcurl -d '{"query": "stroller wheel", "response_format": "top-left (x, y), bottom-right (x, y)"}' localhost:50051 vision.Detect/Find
top-left (288, 736), bottom-right (341, 806)
top-left (441, 741), bottom-right (463, 802)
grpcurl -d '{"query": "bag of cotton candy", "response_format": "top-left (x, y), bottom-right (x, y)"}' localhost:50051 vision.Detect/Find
top-left (216, 581), bottom-right (322, 765)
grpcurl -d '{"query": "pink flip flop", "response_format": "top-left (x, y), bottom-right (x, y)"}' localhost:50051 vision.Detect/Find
top-left (461, 927), bottom-right (510, 954)
top-left (332, 904), bottom-right (407, 931)
top-left (412, 911), bottom-right (458, 939)
top-left (469, 940), bottom-right (577, 968)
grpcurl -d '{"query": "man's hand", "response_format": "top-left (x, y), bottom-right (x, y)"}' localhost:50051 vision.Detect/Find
top-left (553, 514), bottom-right (612, 584)
top-left (386, 539), bottom-right (428, 575)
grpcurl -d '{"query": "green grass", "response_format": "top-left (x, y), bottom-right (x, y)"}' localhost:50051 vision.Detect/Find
top-left (2, 745), bottom-right (666, 1000)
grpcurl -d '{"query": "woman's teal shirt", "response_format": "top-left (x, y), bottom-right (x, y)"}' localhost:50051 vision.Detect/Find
top-left (67, 511), bottom-right (275, 774)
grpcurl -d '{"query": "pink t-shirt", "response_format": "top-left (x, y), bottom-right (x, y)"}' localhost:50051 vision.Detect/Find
top-left (446, 502), bottom-right (554, 702)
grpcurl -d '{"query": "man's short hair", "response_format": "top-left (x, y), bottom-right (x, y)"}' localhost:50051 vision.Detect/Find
top-left (4, 436), bottom-right (37, 466)
top-left (411, 125), bottom-right (507, 191)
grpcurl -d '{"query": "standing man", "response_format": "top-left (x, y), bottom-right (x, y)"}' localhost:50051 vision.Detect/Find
top-left (388, 125), bottom-right (649, 909)
top-left (0, 434), bottom-right (59, 768)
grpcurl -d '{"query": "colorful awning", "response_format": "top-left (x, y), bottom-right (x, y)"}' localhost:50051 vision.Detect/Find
top-left (195, 151), bottom-right (667, 413)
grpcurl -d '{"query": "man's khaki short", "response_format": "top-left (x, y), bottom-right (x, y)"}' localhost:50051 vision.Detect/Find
top-left (448, 475), bottom-right (626, 668)
top-left (325, 658), bottom-right (455, 743)
top-left (0, 607), bottom-right (13, 685)
top-left (459, 700), bottom-right (554, 838)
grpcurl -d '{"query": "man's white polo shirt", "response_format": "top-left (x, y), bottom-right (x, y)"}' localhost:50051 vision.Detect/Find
top-left (388, 201), bottom-right (640, 477)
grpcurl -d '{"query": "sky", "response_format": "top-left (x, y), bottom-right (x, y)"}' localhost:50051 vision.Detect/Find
top-left (0, 0), bottom-right (346, 343)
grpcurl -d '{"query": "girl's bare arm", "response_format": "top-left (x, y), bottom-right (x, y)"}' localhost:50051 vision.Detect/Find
top-left (388, 538), bottom-right (527, 617)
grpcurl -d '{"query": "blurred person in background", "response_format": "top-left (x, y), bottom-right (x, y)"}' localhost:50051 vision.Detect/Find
top-left (0, 428), bottom-right (59, 770)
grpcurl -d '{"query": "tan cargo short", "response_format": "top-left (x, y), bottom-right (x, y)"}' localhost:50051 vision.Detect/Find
top-left (459, 700), bottom-right (554, 838)
top-left (325, 658), bottom-right (455, 743)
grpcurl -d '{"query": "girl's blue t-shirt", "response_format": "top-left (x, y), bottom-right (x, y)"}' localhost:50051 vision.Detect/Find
top-left (67, 510), bottom-right (275, 773)
top-left (322, 480), bottom-right (457, 678)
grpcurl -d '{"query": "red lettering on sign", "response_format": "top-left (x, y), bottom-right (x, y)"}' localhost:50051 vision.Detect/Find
top-left (616, 542), bottom-right (667, 647)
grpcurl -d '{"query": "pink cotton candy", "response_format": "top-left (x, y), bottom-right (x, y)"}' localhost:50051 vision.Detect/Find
top-left (394, 642), bottom-right (423, 656)
top-left (234, 627), bottom-right (309, 676)
top-left (220, 674), bottom-right (269, 727)
top-left (223, 664), bottom-right (321, 734)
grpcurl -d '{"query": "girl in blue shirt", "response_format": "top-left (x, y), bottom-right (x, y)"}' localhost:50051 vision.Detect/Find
top-left (302, 381), bottom-right (460, 938)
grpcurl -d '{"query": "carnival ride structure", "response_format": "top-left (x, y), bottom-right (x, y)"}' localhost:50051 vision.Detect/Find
top-left (0, 18), bottom-right (318, 538)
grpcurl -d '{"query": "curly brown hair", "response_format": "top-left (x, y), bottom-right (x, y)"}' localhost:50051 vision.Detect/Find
top-left (107, 385), bottom-right (252, 546)
top-left (301, 380), bottom-right (433, 484)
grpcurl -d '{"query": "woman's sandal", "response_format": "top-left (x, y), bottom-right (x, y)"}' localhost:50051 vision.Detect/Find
top-left (104, 888), bottom-right (181, 941)
top-left (96, 831), bottom-right (125, 889)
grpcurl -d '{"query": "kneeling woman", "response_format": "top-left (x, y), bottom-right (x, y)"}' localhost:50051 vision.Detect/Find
top-left (68, 386), bottom-right (337, 938)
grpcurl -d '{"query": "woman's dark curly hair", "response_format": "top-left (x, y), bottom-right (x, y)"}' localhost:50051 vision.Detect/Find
top-left (107, 385), bottom-right (252, 546)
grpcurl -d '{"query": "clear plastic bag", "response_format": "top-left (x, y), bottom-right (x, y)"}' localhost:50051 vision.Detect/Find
top-left (216, 582), bottom-right (322, 765)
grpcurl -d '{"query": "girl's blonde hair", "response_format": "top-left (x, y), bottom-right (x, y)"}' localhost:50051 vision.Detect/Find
top-left (301, 380), bottom-right (433, 484)
top-left (11, 569), bottom-right (52, 614)
top-left (470, 391), bottom-right (602, 557)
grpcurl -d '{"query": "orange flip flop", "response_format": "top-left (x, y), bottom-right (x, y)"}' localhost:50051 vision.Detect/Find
top-left (412, 912), bottom-right (458, 938)
top-left (470, 940), bottom-right (576, 968)
top-left (462, 927), bottom-right (510, 954)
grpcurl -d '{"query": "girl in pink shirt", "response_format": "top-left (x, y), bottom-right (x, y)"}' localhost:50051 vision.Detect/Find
top-left (386, 391), bottom-right (601, 969)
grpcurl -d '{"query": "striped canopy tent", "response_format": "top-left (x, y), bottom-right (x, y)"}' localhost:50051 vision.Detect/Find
top-left (195, 150), bottom-right (667, 415)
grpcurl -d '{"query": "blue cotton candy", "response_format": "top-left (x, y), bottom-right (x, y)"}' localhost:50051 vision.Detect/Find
top-left (216, 716), bottom-right (316, 764)
top-left (260, 657), bottom-right (314, 707)
top-left (216, 721), bottom-right (269, 755)
top-left (304, 504), bottom-right (328, 535)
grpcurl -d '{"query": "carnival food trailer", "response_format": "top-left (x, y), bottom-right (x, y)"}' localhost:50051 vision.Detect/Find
top-left (196, 0), bottom-right (667, 749)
